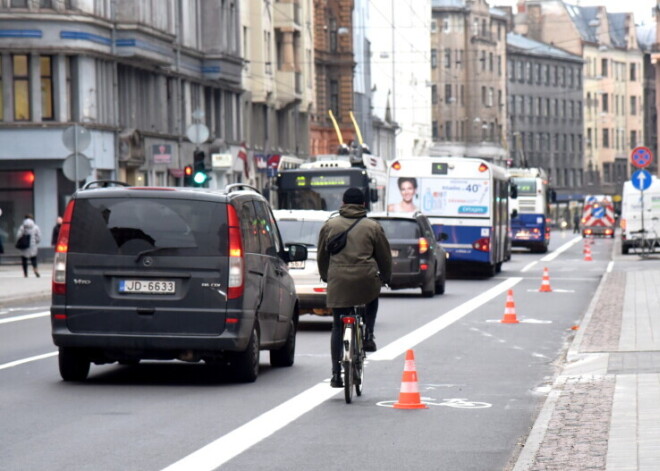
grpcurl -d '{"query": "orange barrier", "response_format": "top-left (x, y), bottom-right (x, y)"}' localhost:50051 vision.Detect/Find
top-left (393, 350), bottom-right (428, 410)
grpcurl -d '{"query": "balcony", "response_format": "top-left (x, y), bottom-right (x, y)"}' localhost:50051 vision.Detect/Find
top-left (275, 70), bottom-right (302, 107)
top-left (274, 1), bottom-right (301, 31)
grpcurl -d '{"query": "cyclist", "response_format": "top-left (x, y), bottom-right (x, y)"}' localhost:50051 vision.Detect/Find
top-left (317, 187), bottom-right (392, 388)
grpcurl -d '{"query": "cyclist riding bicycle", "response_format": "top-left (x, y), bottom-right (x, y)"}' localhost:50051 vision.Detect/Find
top-left (317, 188), bottom-right (392, 388)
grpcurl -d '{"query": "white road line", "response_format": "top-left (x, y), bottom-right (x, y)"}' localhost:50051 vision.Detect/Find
top-left (540, 236), bottom-right (582, 262)
top-left (161, 276), bottom-right (523, 471)
top-left (607, 261), bottom-right (614, 273)
top-left (521, 261), bottom-right (537, 273)
top-left (0, 311), bottom-right (50, 325)
top-left (0, 351), bottom-right (57, 371)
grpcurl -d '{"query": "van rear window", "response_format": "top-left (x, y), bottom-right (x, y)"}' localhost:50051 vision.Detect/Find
top-left (69, 198), bottom-right (227, 256)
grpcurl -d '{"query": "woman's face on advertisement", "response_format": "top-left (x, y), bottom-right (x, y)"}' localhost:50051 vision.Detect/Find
top-left (400, 181), bottom-right (415, 203)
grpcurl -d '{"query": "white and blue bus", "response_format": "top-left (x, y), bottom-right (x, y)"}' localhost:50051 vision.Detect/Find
top-left (508, 168), bottom-right (554, 253)
top-left (387, 157), bottom-right (514, 276)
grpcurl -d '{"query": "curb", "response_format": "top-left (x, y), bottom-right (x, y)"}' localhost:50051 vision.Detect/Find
top-left (510, 240), bottom-right (613, 471)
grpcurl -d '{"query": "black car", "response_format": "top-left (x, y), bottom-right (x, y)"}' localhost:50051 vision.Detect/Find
top-left (51, 181), bottom-right (307, 382)
top-left (369, 212), bottom-right (447, 297)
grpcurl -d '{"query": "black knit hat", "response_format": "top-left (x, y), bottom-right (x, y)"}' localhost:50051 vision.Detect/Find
top-left (343, 187), bottom-right (365, 205)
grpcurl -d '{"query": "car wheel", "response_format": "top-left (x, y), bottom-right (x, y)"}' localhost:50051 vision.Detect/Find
top-left (59, 347), bottom-right (90, 382)
top-left (233, 326), bottom-right (260, 383)
top-left (421, 269), bottom-right (435, 297)
top-left (270, 318), bottom-right (296, 367)
top-left (434, 269), bottom-right (446, 295)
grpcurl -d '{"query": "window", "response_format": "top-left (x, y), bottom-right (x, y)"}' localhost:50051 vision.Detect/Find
top-left (239, 202), bottom-right (260, 254)
top-left (444, 48), bottom-right (451, 68)
top-left (431, 49), bottom-right (437, 68)
top-left (481, 86), bottom-right (486, 105)
top-left (603, 128), bottom-right (610, 148)
top-left (430, 20), bottom-right (437, 33)
top-left (329, 18), bottom-right (337, 52)
top-left (445, 121), bottom-right (452, 140)
top-left (39, 0), bottom-right (53, 7)
top-left (443, 18), bottom-right (450, 33)
top-left (525, 62), bottom-right (531, 82)
top-left (431, 85), bottom-right (437, 105)
top-left (630, 96), bottom-right (637, 115)
top-left (601, 58), bottom-right (608, 77)
top-left (508, 60), bottom-right (514, 81)
top-left (432, 121), bottom-right (438, 139)
top-left (516, 61), bottom-right (523, 81)
top-left (602, 93), bottom-right (608, 112)
top-left (488, 87), bottom-right (493, 107)
top-left (481, 50), bottom-right (486, 71)
top-left (329, 80), bottom-right (339, 117)
top-left (630, 63), bottom-right (637, 81)
top-left (489, 52), bottom-right (493, 72)
top-left (13, 55), bottom-right (30, 121)
top-left (630, 130), bottom-right (637, 147)
top-left (10, 0), bottom-right (28, 6)
top-left (40, 56), bottom-right (54, 120)
top-left (445, 84), bottom-right (452, 104)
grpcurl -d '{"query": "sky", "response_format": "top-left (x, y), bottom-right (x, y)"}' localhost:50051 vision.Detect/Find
top-left (495, 0), bottom-right (656, 25)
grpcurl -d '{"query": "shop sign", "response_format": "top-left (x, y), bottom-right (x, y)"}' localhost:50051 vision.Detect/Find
top-left (152, 144), bottom-right (172, 164)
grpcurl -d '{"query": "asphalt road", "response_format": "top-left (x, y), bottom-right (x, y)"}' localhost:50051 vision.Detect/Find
top-left (0, 230), bottom-right (610, 471)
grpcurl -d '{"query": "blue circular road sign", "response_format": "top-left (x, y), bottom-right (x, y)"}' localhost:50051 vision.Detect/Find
top-left (631, 169), bottom-right (652, 191)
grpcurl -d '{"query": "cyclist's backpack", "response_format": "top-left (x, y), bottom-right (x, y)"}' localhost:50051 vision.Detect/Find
top-left (326, 218), bottom-right (362, 255)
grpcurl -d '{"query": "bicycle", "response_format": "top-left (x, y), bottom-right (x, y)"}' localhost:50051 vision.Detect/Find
top-left (631, 228), bottom-right (658, 258)
top-left (341, 305), bottom-right (366, 404)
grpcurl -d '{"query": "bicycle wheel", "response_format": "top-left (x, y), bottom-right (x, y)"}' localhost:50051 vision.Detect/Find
top-left (343, 325), bottom-right (354, 404)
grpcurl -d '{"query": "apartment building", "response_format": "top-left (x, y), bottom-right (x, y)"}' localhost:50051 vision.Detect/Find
top-left (241, 0), bottom-right (315, 187)
top-left (638, 22), bottom-right (658, 177)
top-left (516, 1), bottom-right (644, 197)
top-left (430, 0), bottom-right (508, 164)
top-left (0, 0), bottom-right (243, 251)
top-left (506, 32), bottom-right (584, 199)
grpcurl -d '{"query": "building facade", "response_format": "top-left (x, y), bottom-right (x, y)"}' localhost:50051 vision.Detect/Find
top-left (0, 0), bottom-right (243, 253)
top-left (638, 22), bottom-right (658, 177)
top-left (516, 1), bottom-right (644, 197)
top-left (506, 32), bottom-right (584, 202)
top-left (241, 0), bottom-right (315, 190)
top-left (430, 0), bottom-right (508, 164)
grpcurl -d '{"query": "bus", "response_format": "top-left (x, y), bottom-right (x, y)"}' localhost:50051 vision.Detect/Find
top-left (387, 157), bottom-right (514, 276)
top-left (275, 153), bottom-right (387, 211)
top-left (508, 167), bottom-right (553, 253)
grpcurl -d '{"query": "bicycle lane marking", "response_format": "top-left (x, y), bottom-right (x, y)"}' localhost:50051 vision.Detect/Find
top-left (161, 277), bottom-right (521, 471)
top-left (369, 276), bottom-right (522, 361)
top-left (0, 352), bottom-right (57, 371)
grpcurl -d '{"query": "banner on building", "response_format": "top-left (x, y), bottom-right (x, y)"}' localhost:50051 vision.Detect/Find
top-left (152, 144), bottom-right (172, 164)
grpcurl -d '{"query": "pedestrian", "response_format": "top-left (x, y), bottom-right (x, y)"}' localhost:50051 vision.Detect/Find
top-left (573, 211), bottom-right (581, 234)
top-left (51, 216), bottom-right (63, 246)
top-left (16, 213), bottom-right (41, 277)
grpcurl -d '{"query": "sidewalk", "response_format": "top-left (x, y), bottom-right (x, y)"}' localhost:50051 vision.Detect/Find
top-left (0, 261), bottom-right (53, 306)
top-left (513, 261), bottom-right (660, 470)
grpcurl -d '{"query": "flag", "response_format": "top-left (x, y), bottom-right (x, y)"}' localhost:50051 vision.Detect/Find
top-left (238, 142), bottom-right (249, 178)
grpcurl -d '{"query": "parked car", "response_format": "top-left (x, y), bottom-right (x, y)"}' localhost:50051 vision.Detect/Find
top-left (369, 211), bottom-right (447, 297)
top-left (273, 209), bottom-right (334, 315)
top-left (51, 181), bottom-right (307, 383)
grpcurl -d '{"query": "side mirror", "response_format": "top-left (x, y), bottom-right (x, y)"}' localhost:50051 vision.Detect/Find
top-left (510, 183), bottom-right (518, 199)
top-left (370, 188), bottom-right (378, 203)
top-left (511, 209), bottom-right (519, 219)
top-left (436, 232), bottom-right (449, 242)
top-left (287, 243), bottom-right (308, 262)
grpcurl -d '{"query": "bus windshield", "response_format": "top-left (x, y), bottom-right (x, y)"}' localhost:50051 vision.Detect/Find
top-left (513, 178), bottom-right (537, 195)
top-left (277, 169), bottom-right (368, 211)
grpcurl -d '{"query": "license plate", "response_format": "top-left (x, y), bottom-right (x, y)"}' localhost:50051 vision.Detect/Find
top-left (391, 249), bottom-right (399, 257)
top-left (288, 260), bottom-right (305, 269)
top-left (118, 279), bottom-right (176, 294)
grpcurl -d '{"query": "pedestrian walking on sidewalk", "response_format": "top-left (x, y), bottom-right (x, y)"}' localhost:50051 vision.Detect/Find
top-left (16, 214), bottom-right (41, 277)
top-left (51, 216), bottom-right (62, 246)
top-left (573, 211), bottom-right (581, 234)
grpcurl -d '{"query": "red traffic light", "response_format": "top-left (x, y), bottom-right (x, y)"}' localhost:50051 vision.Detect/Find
top-left (184, 165), bottom-right (193, 176)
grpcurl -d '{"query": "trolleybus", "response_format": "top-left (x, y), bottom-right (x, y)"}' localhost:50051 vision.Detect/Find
top-left (508, 167), bottom-right (553, 253)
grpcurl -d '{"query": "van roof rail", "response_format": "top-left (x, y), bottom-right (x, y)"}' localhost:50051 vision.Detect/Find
top-left (82, 180), bottom-right (129, 190)
top-left (225, 183), bottom-right (260, 194)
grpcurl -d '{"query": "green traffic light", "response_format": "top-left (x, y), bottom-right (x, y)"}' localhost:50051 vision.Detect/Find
top-left (193, 172), bottom-right (207, 185)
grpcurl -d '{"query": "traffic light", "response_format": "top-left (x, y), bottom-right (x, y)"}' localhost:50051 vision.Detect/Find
top-left (183, 165), bottom-right (193, 186)
top-left (193, 150), bottom-right (209, 186)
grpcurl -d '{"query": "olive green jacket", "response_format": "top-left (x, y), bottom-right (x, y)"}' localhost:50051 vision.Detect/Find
top-left (317, 204), bottom-right (392, 308)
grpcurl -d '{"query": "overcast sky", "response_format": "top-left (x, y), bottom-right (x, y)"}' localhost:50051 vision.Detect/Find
top-left (495, 0), bottom-right (656, 25)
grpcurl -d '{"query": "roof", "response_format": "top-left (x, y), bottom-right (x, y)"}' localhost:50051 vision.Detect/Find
top-left (564, 3), bottom-right (601, 43)
top-left (608, 13), bottom-right (627, 48)
top-left (637, 23), bottom-right (655, 51)
top-left (506, 32), bottom-right (583, 62)
top-left (431, 0), bottom-right (466, 9)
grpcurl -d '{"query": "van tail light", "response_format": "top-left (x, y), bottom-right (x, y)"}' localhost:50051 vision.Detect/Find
top-left (52, 200), bottom-right (75, 296)
top-left (473, 237), bottom-right (490, 252)
top-left (227, 204), bottom-right (244, 300)
top-left (418, 237), bottom-right (429, 254)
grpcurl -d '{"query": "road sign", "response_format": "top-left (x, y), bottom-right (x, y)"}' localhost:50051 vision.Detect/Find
top-left (62, 153), bottom-right (91, 182)
top-left (630, 146), bottom-right (653, 169)
top-left (186, 124), bottom-right (209, 145)
top-left (62, 124), bottom-right (91, 153)
top-left (631, 169), bottom-right (652, 191)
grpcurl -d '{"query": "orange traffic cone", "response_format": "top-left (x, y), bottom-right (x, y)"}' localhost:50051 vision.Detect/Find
top-left (393, 350), bottom-right (428, 409)
top-left (584, 244), bottom-right (592, 261)
top-left (501, 289), bottom-right (520, 324)
top-left (539, 267), bottom-right (553, 292)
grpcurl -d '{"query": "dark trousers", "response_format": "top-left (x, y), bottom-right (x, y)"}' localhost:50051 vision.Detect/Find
top-left (21, 256), bottom-right (38, 276)
top-left (331, 297), bottom-right (378, 374)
